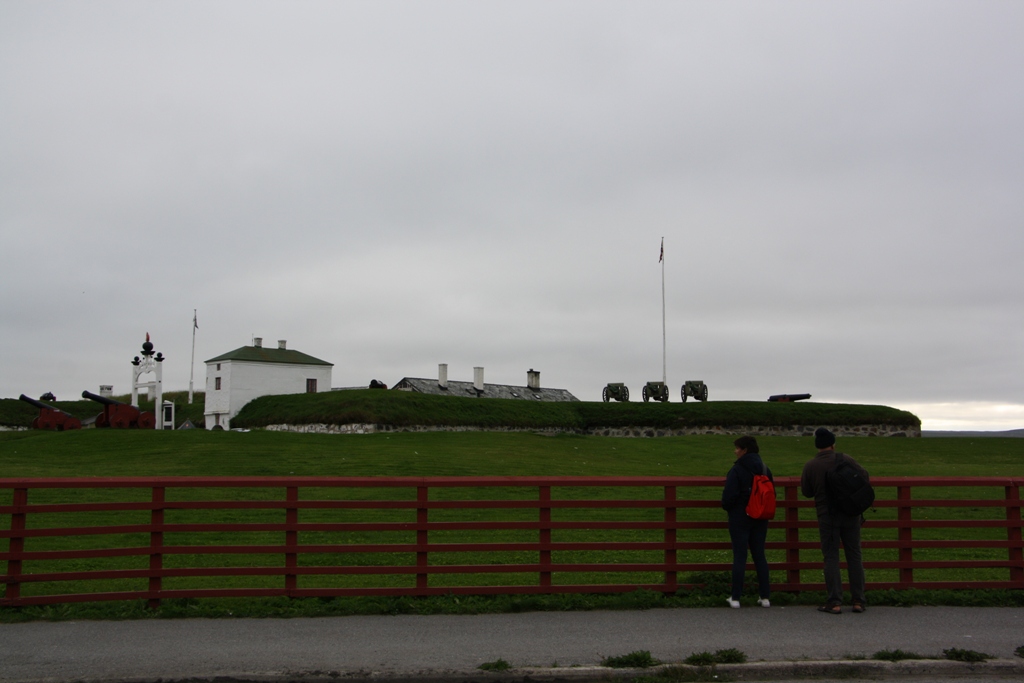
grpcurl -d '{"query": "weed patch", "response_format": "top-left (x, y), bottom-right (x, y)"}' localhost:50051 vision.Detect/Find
top-left (602, 650), bottom-right (660, 668)
top-left (684, 649), bottom-right (746, 666)
top-left (478, 659), bottom-right (511, 671)
top-left (943, 648), bottom-right (992, 662)
top-left (683, 652), bottom-right (715, 667)
top-left (709, 648), bottom-right (746, 664)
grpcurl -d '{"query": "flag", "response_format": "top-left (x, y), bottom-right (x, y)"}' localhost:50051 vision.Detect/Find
top-left (659, 238), bottom-right (663, 263)
top-left (193, 311), bottom-right (198, 330)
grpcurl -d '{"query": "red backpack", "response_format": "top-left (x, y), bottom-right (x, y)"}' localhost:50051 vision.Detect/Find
top-left (746, 461), bottom-right (777, 520)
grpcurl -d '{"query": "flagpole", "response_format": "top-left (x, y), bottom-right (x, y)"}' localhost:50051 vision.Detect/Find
top-left (661, 238), bottom-right (666, 385)
top-left (188, 309), bottom-right (197, 405)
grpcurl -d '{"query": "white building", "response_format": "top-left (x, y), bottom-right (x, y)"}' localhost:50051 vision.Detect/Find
top-left (204, 338), bottom-right (333, 430)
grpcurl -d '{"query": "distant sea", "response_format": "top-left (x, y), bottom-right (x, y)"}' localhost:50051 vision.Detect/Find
top-left (922, 429), bottom-right (1024, 438)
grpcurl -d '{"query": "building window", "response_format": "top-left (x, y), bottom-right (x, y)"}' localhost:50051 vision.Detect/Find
top-left (215, 377), bottom-right (221, 390)
top-left (306, 378), bottom-right (317, 393)
top-left (216, 363), bottom-right (221, 371)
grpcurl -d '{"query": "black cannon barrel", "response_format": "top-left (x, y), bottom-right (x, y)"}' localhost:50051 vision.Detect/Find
top-left (19, 393), bottom-right (73, 414)
top-left (20, 393), bottom-right (53, 410)
top-left (767, 393), bottom-right (812, 402)
top-left (82, 390), bottom-right (125, 406)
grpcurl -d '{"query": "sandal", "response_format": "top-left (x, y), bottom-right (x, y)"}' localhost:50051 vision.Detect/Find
top-left (852, 603), bottom-right (866, 613)
top-left (817, 604), bottom-right (842, 615)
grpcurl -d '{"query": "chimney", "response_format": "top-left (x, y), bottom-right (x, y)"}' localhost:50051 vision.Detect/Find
top-left (438, 363), bottom-right (448, 389)
top-left (278, 340), bottom-right (287, 350)
top-left (473, 366), bottom-right (484, 392)
top-left (253, 337), bottom-right (263, 348)
top-left (527, 369), bottom-right (540, 390)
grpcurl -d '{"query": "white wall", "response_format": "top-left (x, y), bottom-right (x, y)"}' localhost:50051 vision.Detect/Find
top-left (204, 361), bottom-right (332, 430)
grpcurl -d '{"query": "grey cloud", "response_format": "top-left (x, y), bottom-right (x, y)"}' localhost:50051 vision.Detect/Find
top-left (1, 1), bottom-right (1021, 428)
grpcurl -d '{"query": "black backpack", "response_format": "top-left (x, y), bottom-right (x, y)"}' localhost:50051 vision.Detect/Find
top-left (825, 453), bottom-right (875, 516)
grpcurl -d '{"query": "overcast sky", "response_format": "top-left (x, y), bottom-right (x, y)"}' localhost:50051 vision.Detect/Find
top-left (2, 1), bottom-right (1021, 431)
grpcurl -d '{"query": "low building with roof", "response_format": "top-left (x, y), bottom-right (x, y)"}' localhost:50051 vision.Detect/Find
top-left (204, 338), bottom-right (333, 430)
top-left (392, 365), bottom-right (578, 402)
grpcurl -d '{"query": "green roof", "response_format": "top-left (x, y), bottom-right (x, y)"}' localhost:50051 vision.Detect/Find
top-left (205, 345), bottom-right (333, 366)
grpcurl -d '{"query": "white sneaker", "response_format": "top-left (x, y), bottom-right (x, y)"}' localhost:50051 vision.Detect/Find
top-left (758, 598), bottom-right (771, 608)
top-left (726, 597), bottom-right (741, 608)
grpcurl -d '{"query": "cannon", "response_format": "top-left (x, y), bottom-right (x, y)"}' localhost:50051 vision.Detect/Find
top-left (642, 381), bottom-right (670, 403)
top-left (768, 393), bottom-right (811, 402)
top-left (19, 394), bottom-right (82, 431)
top-left (681, 380), bottom-right (708, 402)
top-left (602, 383), bottom-right (630, 402)
top-left (82, 390), bottom-right (156, 429)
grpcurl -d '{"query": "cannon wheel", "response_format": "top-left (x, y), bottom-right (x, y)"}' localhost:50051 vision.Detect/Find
top-left (680, 385), bottom-right (687, 402)
top-left (642, 385), bottom-right (650, 402)
top-left (602, 386), bottom-right (610, 402)
top-left (622, 386), bottom-right (629, 402)
top-left (701, 385), bottom-right (709, 401)
top-left (659, 387), bottom-right (670, 402)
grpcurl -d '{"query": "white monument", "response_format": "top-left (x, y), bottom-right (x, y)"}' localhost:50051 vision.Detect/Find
top-left (131, 333), bottom-right (166, 430)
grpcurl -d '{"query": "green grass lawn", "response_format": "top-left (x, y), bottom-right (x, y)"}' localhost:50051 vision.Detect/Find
top-left (3, 428), bottom-right (1021, 478)
top-left (1, 429), bottom-right (1022, 621)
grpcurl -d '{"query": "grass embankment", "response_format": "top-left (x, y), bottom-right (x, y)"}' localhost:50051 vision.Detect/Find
top-left (1, 389), bottom-right (919, 432)
top-left (1, 429), bottom-right (1021, 621)
top-left (0, 392), bottom-right (207, 429)
top-left (230, 389), bottom-right (921, 431)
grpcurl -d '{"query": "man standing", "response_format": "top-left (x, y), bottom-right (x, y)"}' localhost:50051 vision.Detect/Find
top-left (801, 427), bottom-right (868, 614)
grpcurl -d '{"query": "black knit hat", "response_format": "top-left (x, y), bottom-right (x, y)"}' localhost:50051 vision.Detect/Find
top-left (814, 427), bottom-right (836, 449)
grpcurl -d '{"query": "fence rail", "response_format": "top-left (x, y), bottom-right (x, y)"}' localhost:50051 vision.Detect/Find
top-left (2, 476), bottom-right (1021, 607)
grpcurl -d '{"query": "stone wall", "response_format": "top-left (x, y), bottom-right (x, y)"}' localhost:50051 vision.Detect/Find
top-left (264, 423), bottom-right (921, 438)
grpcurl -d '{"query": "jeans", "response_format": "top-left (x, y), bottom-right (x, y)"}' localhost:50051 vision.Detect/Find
top-left (728, 515), bottom-right (770, 601)
top-left (816, 512), bottom-right (866, 605)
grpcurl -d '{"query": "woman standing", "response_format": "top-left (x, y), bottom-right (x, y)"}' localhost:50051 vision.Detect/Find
top-left (720, 435), bottom-right (773, 608)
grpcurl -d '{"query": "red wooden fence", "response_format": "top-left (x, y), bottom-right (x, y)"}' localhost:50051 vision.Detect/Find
top-left (2, 476), bottom-right (1021, 607)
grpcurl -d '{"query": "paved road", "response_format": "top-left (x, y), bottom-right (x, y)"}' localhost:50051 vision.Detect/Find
top-left (2, 606), bottom-right (1023, 682)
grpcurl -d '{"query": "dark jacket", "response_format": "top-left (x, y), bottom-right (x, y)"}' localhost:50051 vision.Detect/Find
top-left (722, 452), bottom-right (774, 520)
top-left (801, 448), bottom-right (870, 517)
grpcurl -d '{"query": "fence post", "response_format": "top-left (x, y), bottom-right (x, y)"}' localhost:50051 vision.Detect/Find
top-left (416, 486), bottom-right (428, 593)
top-left (285, 486), bottom-right (298, 595)
top-left (664, 486), bottom-right (677, 593)
top-left (4, 488), bottom-right (27, 604)
top-left (898, 485), bottom-right (913, 586)
top-left (539, 486), bottom-right (551, 589)
top-left (785, 484), bottom-right (801, 589)
top-left (1007, 483), bottom-right (1022, 587)
top-left (148, 486), bottom-right (165, 609)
